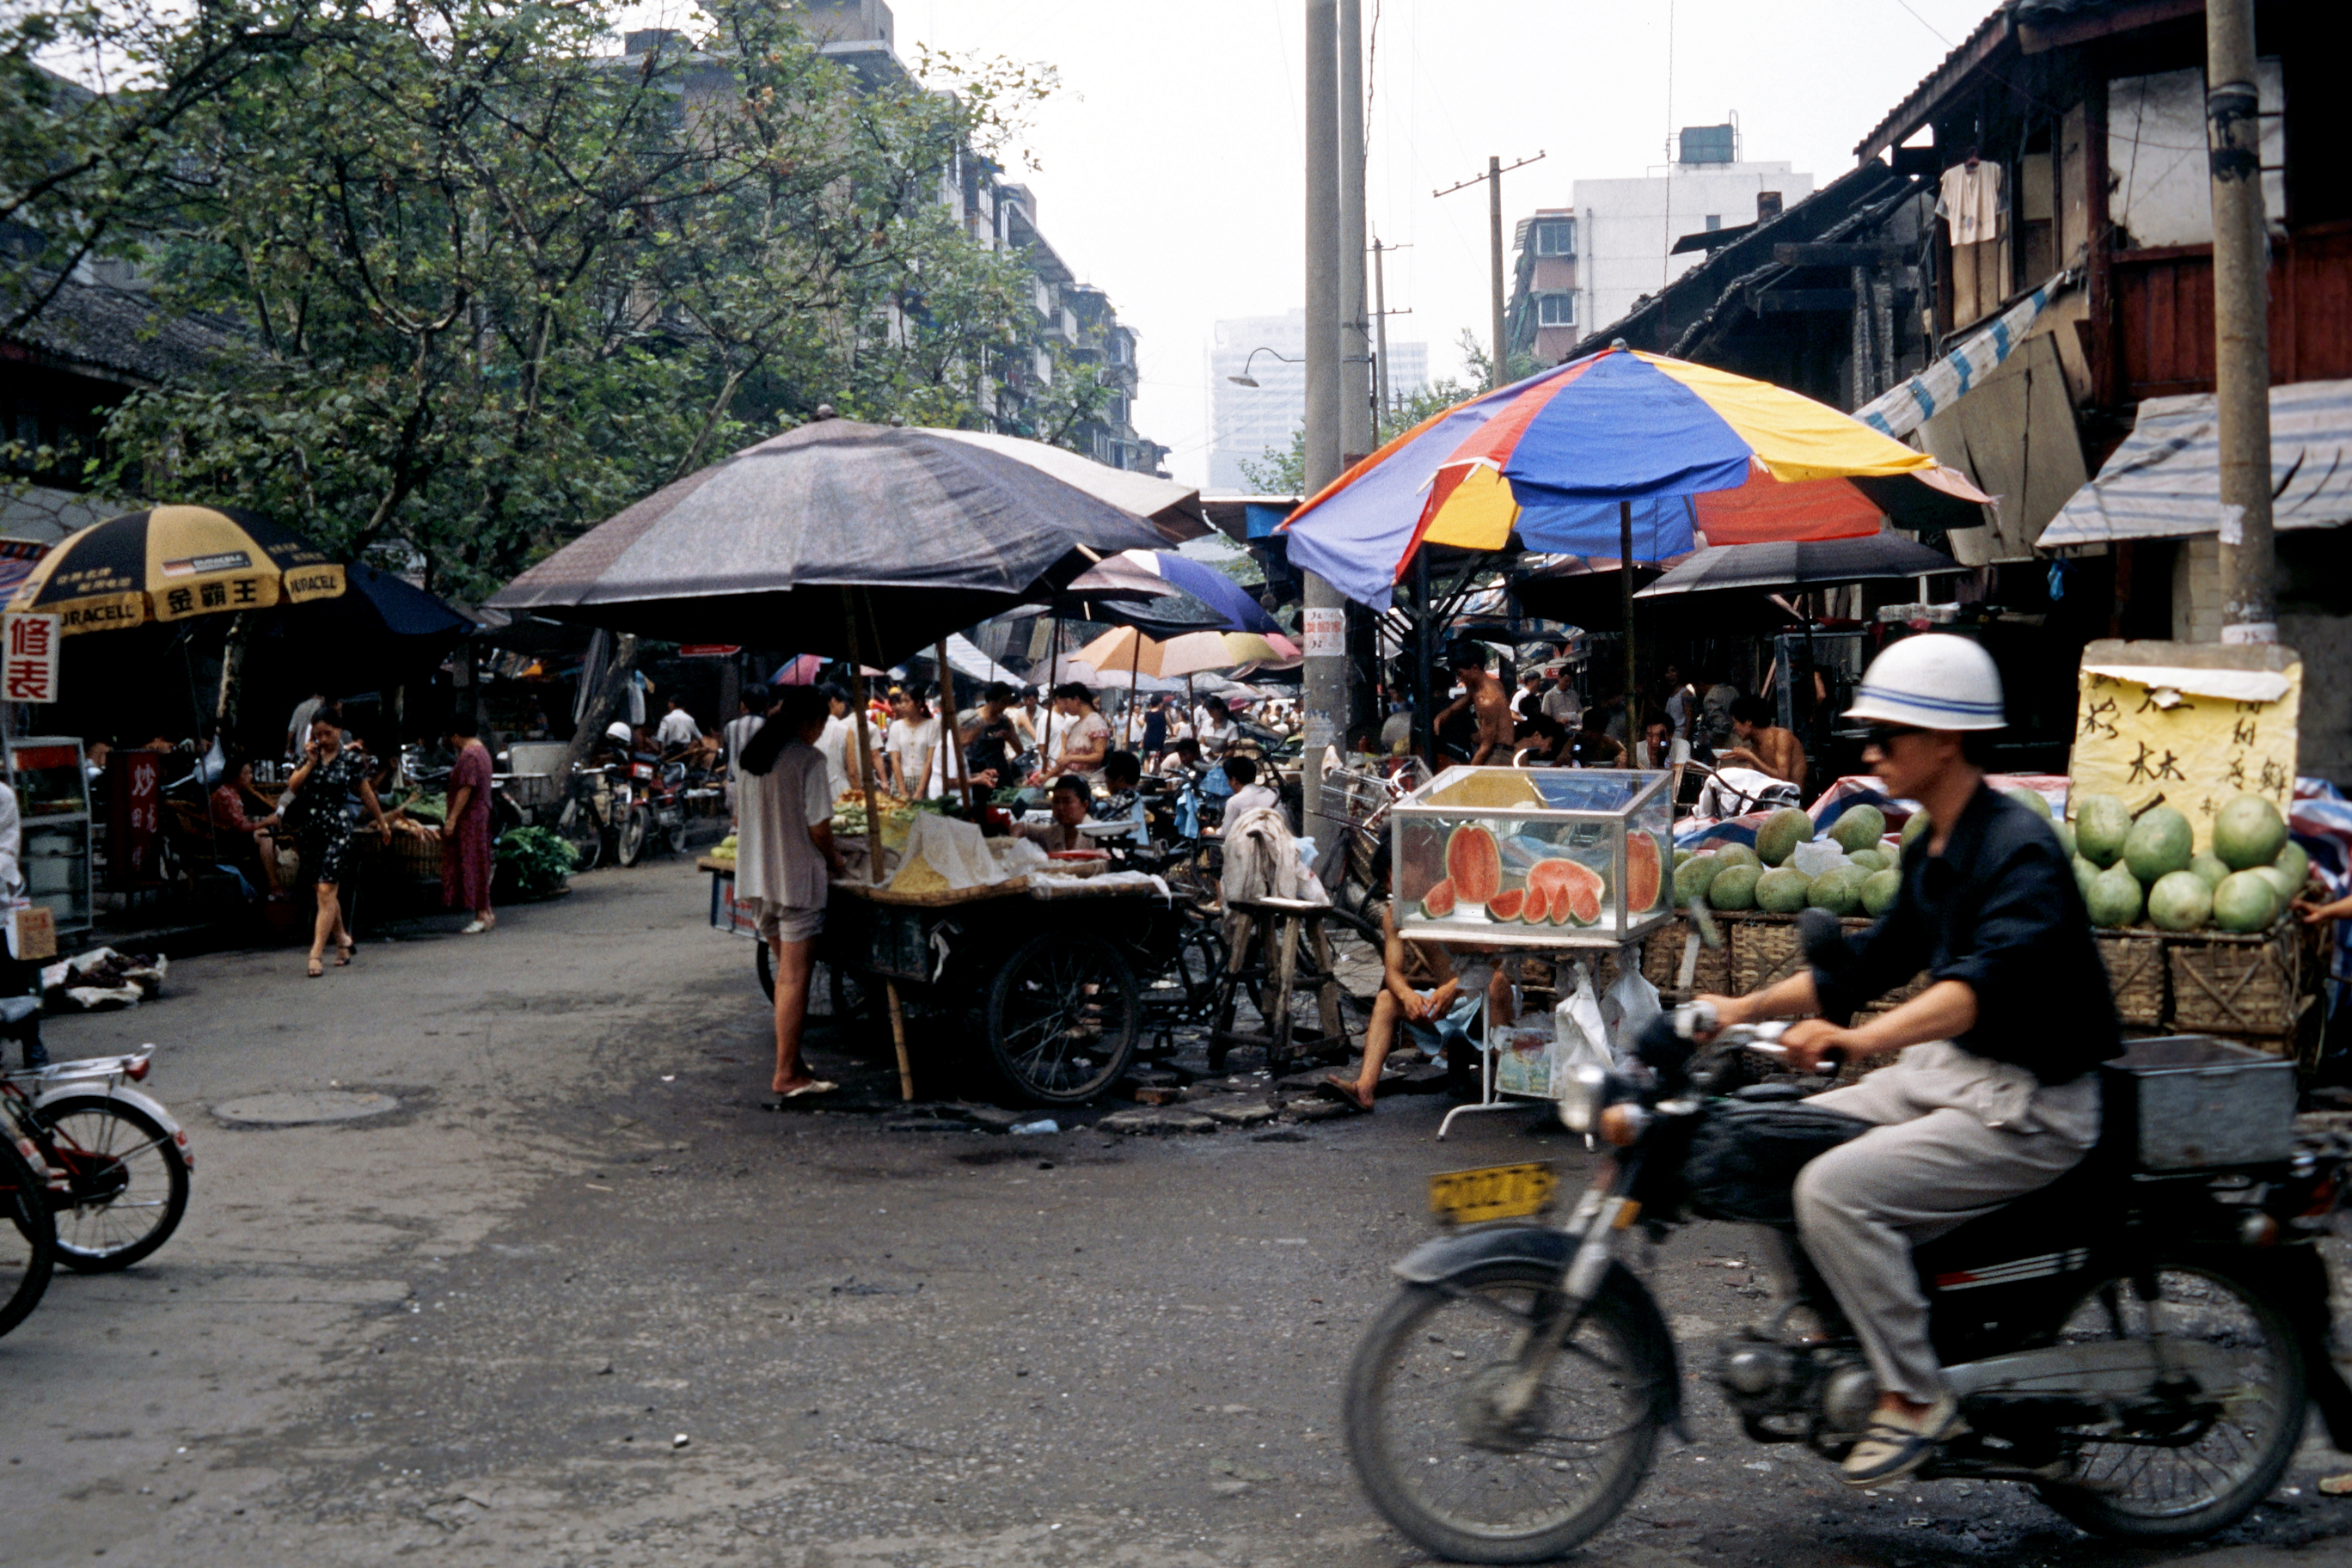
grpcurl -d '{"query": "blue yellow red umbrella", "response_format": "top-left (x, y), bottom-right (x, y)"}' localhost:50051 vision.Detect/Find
top-left (1283, 346), bottom-right (1988, 608)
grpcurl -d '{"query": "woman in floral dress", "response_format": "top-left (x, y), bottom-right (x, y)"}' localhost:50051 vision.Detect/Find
top-left (283, 714), bottom-right (389, 977)
top-left (441, 722), bottom-right (496, 934)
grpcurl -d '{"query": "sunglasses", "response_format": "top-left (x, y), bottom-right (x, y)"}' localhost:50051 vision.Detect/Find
top-left (1862, 723), bottom-right (1926, 750)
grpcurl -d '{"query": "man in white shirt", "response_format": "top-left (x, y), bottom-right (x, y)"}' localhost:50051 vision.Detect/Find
top-left (1219, 753), bottom-right (1283, 829)
top-left (655, 694), bottom-right (700, 751)
top-left (1540, 669), bottom-right (1581, 731)
top-left (723, 684), bottom-right (769, 812)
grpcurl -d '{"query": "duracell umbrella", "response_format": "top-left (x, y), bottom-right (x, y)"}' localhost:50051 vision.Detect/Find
top-left (6, 505), bottom-right (346, 632)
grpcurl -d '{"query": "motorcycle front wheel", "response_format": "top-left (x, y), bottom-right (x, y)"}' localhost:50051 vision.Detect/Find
top-left (2034, 1257), bottom-right (2305, 1543)
top-left (616, 805), bottom-right (650, 867)
top-left (1343, 1260), bottom-right (1664, 1565)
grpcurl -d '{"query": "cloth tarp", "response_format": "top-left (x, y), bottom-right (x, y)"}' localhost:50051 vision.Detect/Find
top-left (1856, 271), bottom-right (2073, 439)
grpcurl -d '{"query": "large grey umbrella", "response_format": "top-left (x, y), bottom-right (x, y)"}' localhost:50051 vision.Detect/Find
top-left (488, 419), bottom-right (1168, 665)
top-left (1634, 532), bottom-right (1965, 599)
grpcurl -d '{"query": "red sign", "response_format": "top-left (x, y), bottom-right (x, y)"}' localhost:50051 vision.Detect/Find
top-left (678, 644), bottom-right (741, 658)
top-left (4, 613), bottom-right (59, 702)
top-left (107, 751), bottom-right (163, 889)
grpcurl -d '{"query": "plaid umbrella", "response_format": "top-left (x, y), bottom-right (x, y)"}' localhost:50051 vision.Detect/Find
top-left (5, 505), bottom-right (345, 634)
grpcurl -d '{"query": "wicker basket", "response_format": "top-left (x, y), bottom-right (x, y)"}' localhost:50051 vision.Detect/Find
top-left (1731, 916), bottom-right (1808, 995)
top-left (380, 828), bottom-right (444, 882)
top-left (2169, 920), bottom-right (2316, 1038)
top-left (2095, 931), bottom-right (2169, 1027)
top-left (1641, 918), bottom-right (1731, 997)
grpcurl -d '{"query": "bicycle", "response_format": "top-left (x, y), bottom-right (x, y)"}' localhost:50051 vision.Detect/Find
top-left (0, 1032), bottom-right (193, 1274)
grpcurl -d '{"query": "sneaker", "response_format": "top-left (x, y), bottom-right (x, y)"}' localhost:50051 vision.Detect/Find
top-left (1841, 1393), bottom-right (1963, 1487)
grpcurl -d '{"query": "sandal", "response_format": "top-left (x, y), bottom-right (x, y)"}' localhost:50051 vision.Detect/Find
top-left (307, 957), bottom-right (325, 978)
top-left (760, 1081), bottom-right (839, 1109)
top-left (334, 938), bottom-right (356, 967)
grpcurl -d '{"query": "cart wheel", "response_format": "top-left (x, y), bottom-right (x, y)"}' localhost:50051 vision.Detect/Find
top-left (756, 939), bottom-right (775, 1001)
top-left (558, 803), bottom-right (602, 873)
top-left (616, 805), bottom-right (649, 867)
top-left (986, 932), bottom-right (1140, 1105)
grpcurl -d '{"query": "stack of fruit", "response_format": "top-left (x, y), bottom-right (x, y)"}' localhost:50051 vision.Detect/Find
top-left (1674, 803), bottom-right (1910, 919)
top-left (2067, 792), bottom-right (2308, 934)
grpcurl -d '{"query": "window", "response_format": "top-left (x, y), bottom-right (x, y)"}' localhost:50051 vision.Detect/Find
top-left (1533, 218), bottom-right (1575, 257)
top-left (1704, 214), bottom-right (1723, 231)
top-left (1536, 293), bottom-right (1575, 328)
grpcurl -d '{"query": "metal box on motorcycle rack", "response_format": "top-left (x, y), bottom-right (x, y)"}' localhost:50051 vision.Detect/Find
top-left (2099, 1034), bottom-right (2297, 1172)
top-left (1389, 767), bottom-right (1674, 948)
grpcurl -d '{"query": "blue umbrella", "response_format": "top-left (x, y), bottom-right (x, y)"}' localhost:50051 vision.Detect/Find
top-left (1065, 549), bottom-right (1280, 635)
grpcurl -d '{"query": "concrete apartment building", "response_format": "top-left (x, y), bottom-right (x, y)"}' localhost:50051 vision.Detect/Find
top-left (1509, 124), bottom-right (1815, 361)
top-left (1209, 309), bottom-right (1427, 493)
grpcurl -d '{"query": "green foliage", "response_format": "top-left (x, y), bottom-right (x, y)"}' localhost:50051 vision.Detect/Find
top-left (24, 0), bottom-right (1069, 600)
top-left (495, 824), bottom-right (577, 897)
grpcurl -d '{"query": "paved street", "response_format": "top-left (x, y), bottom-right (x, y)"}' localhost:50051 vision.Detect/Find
top-left (7, 859), bottom-right (2352, 1567)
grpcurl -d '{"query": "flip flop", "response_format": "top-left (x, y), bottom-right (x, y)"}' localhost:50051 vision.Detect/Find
top-left (1320, 1073), bottom-right (1374, 1112)
top-left (761, 1081), bottom-right (839, 1110)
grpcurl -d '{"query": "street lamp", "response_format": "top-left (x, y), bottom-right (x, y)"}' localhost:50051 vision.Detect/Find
top-left (1227, 346), bottom-right (1301, 388)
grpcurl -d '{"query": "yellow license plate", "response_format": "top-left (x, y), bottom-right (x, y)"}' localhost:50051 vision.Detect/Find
top-left (1428, 1161), bottom-right (1559, 1225)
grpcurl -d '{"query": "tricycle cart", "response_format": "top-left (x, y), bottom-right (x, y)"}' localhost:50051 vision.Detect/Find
top-left (701, 860), bottom-right (1190, 1105)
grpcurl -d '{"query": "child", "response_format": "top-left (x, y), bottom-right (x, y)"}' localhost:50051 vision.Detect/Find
top-left (1221, 753), bottom-right (1282, 826)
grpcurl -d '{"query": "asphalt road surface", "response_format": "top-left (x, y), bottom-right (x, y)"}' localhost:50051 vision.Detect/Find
top-left (8, 859), bottom-right (2352, 1567)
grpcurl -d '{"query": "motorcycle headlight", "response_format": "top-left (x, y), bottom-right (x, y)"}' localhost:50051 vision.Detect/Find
top-left (1558, 1062), bottom-right (1617, 1135)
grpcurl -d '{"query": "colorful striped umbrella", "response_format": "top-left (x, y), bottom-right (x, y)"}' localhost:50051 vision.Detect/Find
top-left (1283, 346), bottom-right (1989, 609)
top-left (5, 505), bottom-right (345, 633)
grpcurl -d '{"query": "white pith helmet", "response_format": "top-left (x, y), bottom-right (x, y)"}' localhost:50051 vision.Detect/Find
top-left (1844, 633), bottom-right (2006, 732)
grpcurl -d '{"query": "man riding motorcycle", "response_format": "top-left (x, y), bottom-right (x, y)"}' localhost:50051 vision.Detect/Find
top-left (1693, 634), bottom-right (2120, 1486)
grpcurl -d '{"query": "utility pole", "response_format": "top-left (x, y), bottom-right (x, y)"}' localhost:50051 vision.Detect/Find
top-left (1338, 0), bottom-right (1371, 468)
top-left (1369, 236), bottom-right (1412, 442)
top-left (1436, 152), bottom-right (1545, 390)
top-left (2207, 0), bottom-right (2274, 645)
top-left (1302, 0), bottom-right (1347, 824)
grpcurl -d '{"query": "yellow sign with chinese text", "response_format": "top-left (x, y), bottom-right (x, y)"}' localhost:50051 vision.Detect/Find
top-left (2069, 640), bottom-right (2300, 852)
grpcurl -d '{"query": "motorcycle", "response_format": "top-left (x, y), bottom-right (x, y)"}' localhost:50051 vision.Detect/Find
top-left (1343, 926), bottom-right (2352, 1562)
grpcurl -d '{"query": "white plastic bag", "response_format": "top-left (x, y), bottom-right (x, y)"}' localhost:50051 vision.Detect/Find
top-left (1788, 838), bottom-right (1849, 878)
top-left (890, 814), bottom-right (1001, 891)
top-left (1603, 961), bottom-right (1662, 1063)
top-left (1548, 961), bottom-right (1613, 1096)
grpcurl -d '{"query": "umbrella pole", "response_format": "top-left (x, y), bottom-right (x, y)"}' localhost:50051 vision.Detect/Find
top-left (1620, 500), bottom-right (1638, 756)
top-left (1124, 634), bottom-right (1142, 747)
top-left (846, 597), bottom-right (884, 884)
top-left (934, 638), bottom-right (975, 812)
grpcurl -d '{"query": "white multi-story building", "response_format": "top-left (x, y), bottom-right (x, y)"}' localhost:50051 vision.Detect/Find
top-left (1209, 309), bottom-right (1426, 494)
top-left (1573, 124), bottom-right (1814, 340)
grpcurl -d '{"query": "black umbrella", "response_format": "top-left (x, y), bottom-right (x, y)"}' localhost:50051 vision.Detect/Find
top-left (1634, 533), bottom-right (1965, 599)
top-left (488, 419), bottom-right (1167, 665)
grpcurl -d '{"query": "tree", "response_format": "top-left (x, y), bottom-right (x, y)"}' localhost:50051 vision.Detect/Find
top-left (83, 0), bottom-right (1064, 600)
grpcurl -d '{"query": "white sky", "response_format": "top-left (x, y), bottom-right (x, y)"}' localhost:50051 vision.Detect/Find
top-left (618, 0), bottom-right (1999, 487)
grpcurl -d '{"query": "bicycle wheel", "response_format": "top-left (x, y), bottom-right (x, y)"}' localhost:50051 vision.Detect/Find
top-left (38, 1095), bottom-right (190, 1273)
top-left (0, 1134), bottom-right (57, 1337)
top-left (2033, 1258), bottom-right (2304, 1542)
top-left (985, 932), bottom-right (1139, 1105)
top-left (1344, 1261), bottom-right (1664, 1564)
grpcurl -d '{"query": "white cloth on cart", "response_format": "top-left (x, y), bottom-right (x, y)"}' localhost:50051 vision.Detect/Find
top-left (1219, 805), bottom-right (1327, 907)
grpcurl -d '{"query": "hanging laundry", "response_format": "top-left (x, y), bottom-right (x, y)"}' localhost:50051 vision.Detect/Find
top-left (1939, 161), bottom-right (2003, 247)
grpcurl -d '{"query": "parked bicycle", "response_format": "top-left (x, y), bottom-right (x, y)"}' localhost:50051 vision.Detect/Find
top-left (0, 1020), bottom-right (192, 1274)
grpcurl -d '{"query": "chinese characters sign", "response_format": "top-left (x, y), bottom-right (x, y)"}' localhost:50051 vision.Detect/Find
top-left (2070, 640), bottom-right (2300, 853)
top-left (3, 613), bottom-right (60, 702)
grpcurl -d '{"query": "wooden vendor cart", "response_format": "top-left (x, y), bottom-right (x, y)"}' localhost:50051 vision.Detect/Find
top-left (701, 857), bottom-right (1174, 1105)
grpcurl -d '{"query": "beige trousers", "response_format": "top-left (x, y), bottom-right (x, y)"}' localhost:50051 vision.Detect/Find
top-left (1793, 1040), bottom-right (2102, 1403)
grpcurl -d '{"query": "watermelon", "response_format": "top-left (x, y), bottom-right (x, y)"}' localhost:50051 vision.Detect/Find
top-left (2123, 806), bottom-right (2193, 885)
top-left (1755, 808), bottom-right (1812, 867)
top-left (2275, 841), bottom-right (2311, 894)
top-left (1625, 832), bottom-right (1665, 913)
top-left (1755, 867), bottom-right (1811, 914)
top-left (1419, 879), bottom-right (1456, 919)
top-left (1847, 848), bottom-right (1889, 873)
top-left (2006, 787), bottom-right (2054, 821)
top-left (2074, 794), bottom-right (2132, 868)
top-left (2214, 794), bottom-right (2289, 870)
top-left (1674, 854), bottom-right (1722, 906)
top-left (1807, 866), bottom-right (1867, 916)
top-left (1444, 824), bottom-right (1504, 907)
top-left (2188, 851), bottom-right (2231, 891)
top-left (1520, 885), bottom-right (1553, 924)
top-left (1828, 805), bottom-right (1886, 854)
top-left (2213, 870), bottom-right (2278, 933)
top-left (1860, 867), bottom-right (1902, 916)
top-left (2147, 870), bottom-right (2212, 933)
top-left (1486, 887), bottom-right (1528, 922)
top-left (1531, 858), bottom-right (1606, 925)
top-left (1712, 843), bottom-right (1761, 872)
top-left (2087, 865), bottom-right (2145, 928)
top-left (1708, 864), bottom-right (1761, 910)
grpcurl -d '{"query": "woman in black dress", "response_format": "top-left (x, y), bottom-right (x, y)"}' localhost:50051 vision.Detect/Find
top-left (283, 714), bottom-right (389, 977)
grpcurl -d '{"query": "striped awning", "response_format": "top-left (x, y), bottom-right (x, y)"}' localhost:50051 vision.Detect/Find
top-left (1855, 271), bottom-right (2074, 439)
top-left (2038, 377), bottom-right (2352, 548)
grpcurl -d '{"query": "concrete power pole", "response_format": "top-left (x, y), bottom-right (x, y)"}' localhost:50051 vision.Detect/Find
top-left (1338, 0), bottom-right (1371, 467)
top-left (1302, 0), bottom-right (1347, 830)
top-left (2206, 0), bottom-right (2275, 644)
top-left (1489, 156), bottom-right (1507, 390)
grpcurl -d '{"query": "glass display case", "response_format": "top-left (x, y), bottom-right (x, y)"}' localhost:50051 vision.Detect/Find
top-left (1391, 766), bottom-right (1672, 948)
top-left (8, 735), bottom-right (93, 933)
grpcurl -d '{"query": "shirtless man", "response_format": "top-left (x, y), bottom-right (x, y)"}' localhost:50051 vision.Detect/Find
top-left (1434, 644), bottom-right (1514, 765)
top-left (1718, 694), bottom-right (1808, 788)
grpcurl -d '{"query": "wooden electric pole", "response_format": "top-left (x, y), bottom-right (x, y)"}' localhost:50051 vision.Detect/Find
top-left (1437, 151), bottom-right (1545, 390)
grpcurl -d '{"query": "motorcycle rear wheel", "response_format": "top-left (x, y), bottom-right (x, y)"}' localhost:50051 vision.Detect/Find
top-left (2033, 1257), bottom-right (2304, 1543)
top-left (1343, 1261), bottom-right (1663, 1565)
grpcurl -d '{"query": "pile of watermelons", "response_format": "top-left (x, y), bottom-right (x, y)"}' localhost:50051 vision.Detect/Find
top-left (2067, 789), bottom-right (2307, 934)
top-left (1673, 801), bottom-right (1908, 920)
top-left (1670, 787), bottom-right (2311, 937)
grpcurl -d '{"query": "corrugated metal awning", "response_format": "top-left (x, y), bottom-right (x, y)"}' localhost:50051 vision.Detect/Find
top-left (2038, 377), bottom-right (2352, 548)
top-left (1855, 270), bottom-right (2074, 439)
